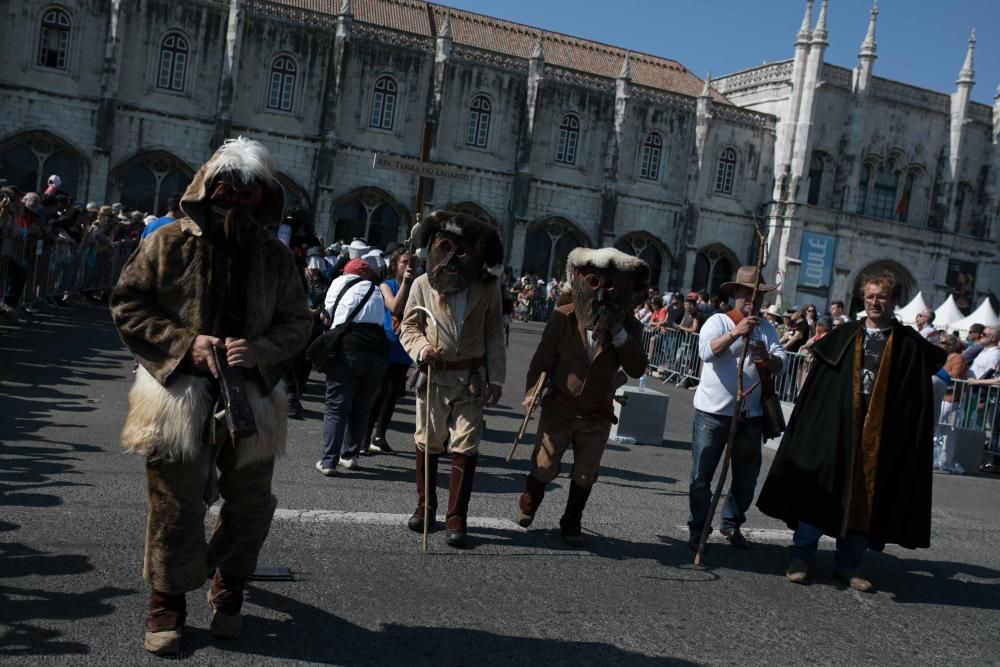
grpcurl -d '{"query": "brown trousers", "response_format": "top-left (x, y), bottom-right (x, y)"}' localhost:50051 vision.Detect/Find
top-left (143, 424), bottom-right (277, 594)
top-left (530, 407), bottom-right (612, 489)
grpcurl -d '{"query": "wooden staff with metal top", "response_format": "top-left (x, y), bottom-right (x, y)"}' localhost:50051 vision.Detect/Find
top-left (694, 219), bottom-right (768, 566)
top-left (410, 306), bottom-right (438, 552)
top-left (506, 371), bottom-right (547, 462)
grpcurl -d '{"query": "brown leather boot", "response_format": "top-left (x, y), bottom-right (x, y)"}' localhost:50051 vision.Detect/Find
top-left (206, 569), bottom-right (245, 639)
top-left (143, 589), bottom-right (186, 655)
top-left (445, 453), bottom-right (478, 548)
top-left (559, 481), bottom-right (592, 547)
top-left (516, 474), bottom-right (546, 527)
top-left (408, 447), bottom-right (439, 533)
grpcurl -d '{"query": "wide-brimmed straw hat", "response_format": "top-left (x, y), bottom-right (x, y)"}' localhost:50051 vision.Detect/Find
top-left (720, 266), bottom-right (776, 297)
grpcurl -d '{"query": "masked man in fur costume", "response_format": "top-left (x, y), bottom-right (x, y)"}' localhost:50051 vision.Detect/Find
top-left (110, 137), bottom-right (312, 654)
top-left (757, 272), bottom-right (945, 591)
top-left (399, 210), bottom-right (506, 548)
top-left (516, 248), bottom-right (649, 545)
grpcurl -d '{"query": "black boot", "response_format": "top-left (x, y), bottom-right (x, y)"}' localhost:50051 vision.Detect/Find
top-left (408, 447), bottom-right (439, 533)
top-left (559, 481), bottom-right (592, 547)
top-left (515, 474), bottom-right (546, 527)
top-left (445, 453), bottom-right (478, 548)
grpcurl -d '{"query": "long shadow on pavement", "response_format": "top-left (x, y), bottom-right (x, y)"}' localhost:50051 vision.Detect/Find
top-left (0, 305), bottom-right (136, 656)
top-left (185, 585), bottom-right (698, 665)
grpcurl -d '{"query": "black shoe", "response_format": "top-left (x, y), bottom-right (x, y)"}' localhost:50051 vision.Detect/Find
top-left (722, 528), bottom-right (750, 550)
top-left (687, 534), bottom-right (702, 552)
top-left (287, 398), bottom-right (303, 419)
top-left (369, 436), bottom-right (394, 454)
top-left (445, 529), bottom-right (469, 549)
top-left (407, 514), bottom-right (425, 533)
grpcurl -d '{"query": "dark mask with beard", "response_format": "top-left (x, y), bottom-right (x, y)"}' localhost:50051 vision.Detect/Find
top-left (427, 231), bottom-right (483, 295)
top-left (206, 172), bottom-right (267, 241)
top-left (572, 265), bottom-right (638, 336)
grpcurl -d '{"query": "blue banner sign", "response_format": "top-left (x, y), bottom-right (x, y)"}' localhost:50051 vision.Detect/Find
top-left (798, 231), bottom-right (835, 290)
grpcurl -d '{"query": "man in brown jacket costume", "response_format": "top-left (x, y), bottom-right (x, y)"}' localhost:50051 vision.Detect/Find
top-left (516, 248), bottom-right (649, 545)
top-left (111, 137), bottom-right (312, 654)
top-left (399, 210), bottom-right (506, 548)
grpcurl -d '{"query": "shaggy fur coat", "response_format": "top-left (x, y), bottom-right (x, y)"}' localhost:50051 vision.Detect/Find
top-left (111, 162), bottom-right (311, 467)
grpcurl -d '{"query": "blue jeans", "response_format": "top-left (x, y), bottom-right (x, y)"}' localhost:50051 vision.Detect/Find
top-left (688, 409), bottom-right (762, 537)
top-left (320, 350), bottom-right (388, 467)
top-left (789, 521), bottom-right (868, 572)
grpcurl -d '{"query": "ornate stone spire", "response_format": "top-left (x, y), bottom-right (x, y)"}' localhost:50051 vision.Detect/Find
top-left (812, 0), bottom-right (828, 44)
top-left (439, 8), bottom-right (452, 39)
top-left (859, 0), bottom-right (878, 59)
top-left (797, 0), bottom-right (813, 44)
top-left (618, 52), bottom-right (631, 80)
top-left (958, 29), bottom-right (976, 85)
top-left (531, 33), bottom-right (544, 60)
top-left (701, 71), bottom-right (713, 97)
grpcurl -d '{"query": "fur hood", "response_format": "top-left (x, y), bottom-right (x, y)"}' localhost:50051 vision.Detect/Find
top-left (410, 209), bottom-right (504, 279)
top-left (180, 136), bottom-right (285, 231)
top-left (563, 247), bottom-right (651, 301)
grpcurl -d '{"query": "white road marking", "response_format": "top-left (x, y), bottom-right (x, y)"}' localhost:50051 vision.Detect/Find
top-left (208, 506), bottom-right (524, 531)
top-left (675, 526), bottom-right (834, 544)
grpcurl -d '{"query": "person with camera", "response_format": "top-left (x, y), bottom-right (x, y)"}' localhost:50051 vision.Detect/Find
top-left (314, 253), bottom-right (388, 473)
top-left (687, 266), bottom-right (785, 552)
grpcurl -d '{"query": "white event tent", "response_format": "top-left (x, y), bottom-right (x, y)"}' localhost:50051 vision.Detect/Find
top-left (933, 295), bottom-right (966, 328)
top-left (948, 298), bottom-right (1000, 335)
top-left (893, 291), bottom-right (929, 325)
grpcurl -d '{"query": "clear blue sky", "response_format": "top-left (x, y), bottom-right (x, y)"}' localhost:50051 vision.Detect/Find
top-left (442, 0), bottom-right (1000, 106)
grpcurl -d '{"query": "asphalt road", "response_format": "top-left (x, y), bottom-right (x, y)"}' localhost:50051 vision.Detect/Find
top-left (2, 305), bottom-right (999, 665)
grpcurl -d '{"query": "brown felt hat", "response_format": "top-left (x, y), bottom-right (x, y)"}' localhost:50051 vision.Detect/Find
top-left (720, 266), bottom-right (777, 297)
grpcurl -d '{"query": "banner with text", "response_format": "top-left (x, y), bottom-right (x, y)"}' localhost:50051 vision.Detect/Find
top-left (797, 231), bottom-right (836, 291)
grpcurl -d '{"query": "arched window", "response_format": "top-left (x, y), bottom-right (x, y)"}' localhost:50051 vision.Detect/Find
top-left (157, 33), bottom-right (189, 92)
top-left (0, 132), bottom-right (82, 198)
top-left (555, 114), bottom-right (580, 165)
top-left (466, 95), bottom-right (492, 147)
top-left (115, 153), bottom-right (192, 216)
top-left (523, 218), bottom-right (586, 280)
top-left (870, 161), bottom-right (899, 220)
top-left (692, 244), bottom-right (737, 297)
top-left (807, 153), bottom-right (824, 205)
top-left (370, 76), bottom-right (397, 130)
top-left (267, 56), bottom-right (297, 112)
top-left (38, 8), bottom-right (72, 70)
top-left (333, 189), bottom-right (404, 248)
top-left (639, 133), bottom-right (663, 181)
top-left (714, 147), bottom-right (737, 194)
top-left (614, 233), bottom-right (667, 289)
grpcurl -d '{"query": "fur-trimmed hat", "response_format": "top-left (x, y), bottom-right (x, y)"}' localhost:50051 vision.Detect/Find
top-left (179, 136), bottom-right (284, 231)
top-left (410, 209), bottom-right (503, 278)
top-left (564, 247), bottom-right (651, 300)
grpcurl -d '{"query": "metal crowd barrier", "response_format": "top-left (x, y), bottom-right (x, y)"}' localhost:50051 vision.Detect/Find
top-left (513, 295), bottom-right (554, 323)
top-left (940, 379), bottom-right (1000, 464)
top-left (641, 326), bottom-right (703, 385)
top-left (1, 234), bottom-right (136, 312)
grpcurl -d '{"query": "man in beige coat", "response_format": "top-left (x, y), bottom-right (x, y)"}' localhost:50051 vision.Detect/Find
top-left (399, 210), bottom-right (506, 548)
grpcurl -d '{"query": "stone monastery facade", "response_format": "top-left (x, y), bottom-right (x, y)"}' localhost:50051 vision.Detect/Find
top-left (0, 0), bottom-right (996, 308)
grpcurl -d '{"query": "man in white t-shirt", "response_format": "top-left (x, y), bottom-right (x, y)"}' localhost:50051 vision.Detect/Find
top-left (970, 327), bottom-right (999, 379)
top-left (688, 266), bottom-right (785, 551)
top-left (915, 308), bottom-right (940, 345)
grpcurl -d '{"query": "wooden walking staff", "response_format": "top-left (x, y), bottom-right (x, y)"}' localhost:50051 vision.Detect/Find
top-left (410, 306), bottom-right (438, 552)
top-left (693, 219), bottom-right (768, 566)
top-left (506, 371), bottom-right (547, 462)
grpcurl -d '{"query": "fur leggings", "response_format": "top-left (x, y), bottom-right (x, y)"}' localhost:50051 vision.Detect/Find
top-left (143, 430), bottom-right (277, 594)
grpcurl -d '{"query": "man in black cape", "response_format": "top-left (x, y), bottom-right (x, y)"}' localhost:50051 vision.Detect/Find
top-left (756, 272), bottom-right (945, 591)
